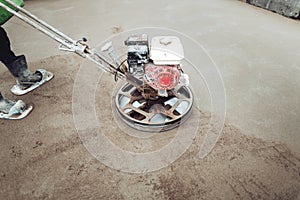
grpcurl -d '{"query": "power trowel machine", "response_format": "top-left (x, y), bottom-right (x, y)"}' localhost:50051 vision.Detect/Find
top-left (0, 0), bottom-right (194, 132)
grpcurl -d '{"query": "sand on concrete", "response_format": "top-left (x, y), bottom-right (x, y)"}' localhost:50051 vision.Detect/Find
top-left (0, 55), bottom-right (299, 199)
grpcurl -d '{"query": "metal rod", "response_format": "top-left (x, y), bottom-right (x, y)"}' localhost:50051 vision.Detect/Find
top-left (4, 0), bottom-right (76, 44)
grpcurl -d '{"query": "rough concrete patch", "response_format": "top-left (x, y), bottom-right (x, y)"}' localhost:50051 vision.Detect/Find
top-left (246, 0), bottom-right (300, 18)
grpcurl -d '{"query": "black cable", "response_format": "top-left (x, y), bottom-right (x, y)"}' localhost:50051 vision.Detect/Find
top-left (114, 58), bottom-right (127, 82)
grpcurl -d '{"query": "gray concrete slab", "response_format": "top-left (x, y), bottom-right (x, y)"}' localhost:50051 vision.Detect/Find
top-left (1, 0), bottom-right (300, 155)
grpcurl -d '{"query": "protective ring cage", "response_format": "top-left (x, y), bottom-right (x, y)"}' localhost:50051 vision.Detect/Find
top-left (114, 82), bottom-right (194, 132)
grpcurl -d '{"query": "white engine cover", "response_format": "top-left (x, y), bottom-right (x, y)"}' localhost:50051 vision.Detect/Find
top-left (150, 36), bottom-right (184, 65)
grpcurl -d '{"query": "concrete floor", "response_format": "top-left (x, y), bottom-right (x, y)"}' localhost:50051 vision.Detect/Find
top-left (1, 0), bottom-right (300, 155)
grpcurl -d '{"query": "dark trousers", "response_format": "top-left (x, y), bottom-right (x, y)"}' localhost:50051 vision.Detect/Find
top-left (0, 26), bottom-right (18, 101)
top-left (0, 26), bottom-right (17, 65)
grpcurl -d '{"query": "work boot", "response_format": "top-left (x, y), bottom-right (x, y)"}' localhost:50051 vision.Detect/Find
top-left (0, 93), bottom-right (17, 114)
top-left (0, 92), bottom-right (31, 120)
top-left (6, 55), bottom-right (42, 90)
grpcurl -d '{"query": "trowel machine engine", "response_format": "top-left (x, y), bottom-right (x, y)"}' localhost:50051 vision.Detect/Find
top-left (122, 34), bottom-right (189, 99)
top-left (0, 0), bottom-right (193, 132)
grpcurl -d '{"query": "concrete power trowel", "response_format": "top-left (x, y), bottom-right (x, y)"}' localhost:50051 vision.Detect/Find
top-left (0, 0), bottom-right (194, 132)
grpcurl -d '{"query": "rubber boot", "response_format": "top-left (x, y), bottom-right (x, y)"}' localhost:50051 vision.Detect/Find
top-left (0, 92), bottom-right (18, 114)
top-left (6, 55), bottom-right (42, 89)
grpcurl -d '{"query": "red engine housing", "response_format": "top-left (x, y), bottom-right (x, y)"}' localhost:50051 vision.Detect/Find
top-left (144, 64), bottom-right (181, 90)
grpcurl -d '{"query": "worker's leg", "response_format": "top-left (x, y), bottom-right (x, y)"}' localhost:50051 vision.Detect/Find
top-left (0, 26), bottom-right (17, 65)
top-left (7, 55), bottom-right (43, 89)
top-left (0, 92), bottom-right (3, 101)
top-left (0, 27), bottom-right (42, 89)
top-left (0, 28), bottom-right (32, 118)
top-left (0, 28), bottom-right (20, 115)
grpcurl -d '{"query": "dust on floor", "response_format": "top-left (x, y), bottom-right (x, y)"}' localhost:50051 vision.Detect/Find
top-left (0, 55), bottom-right (299, 199)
